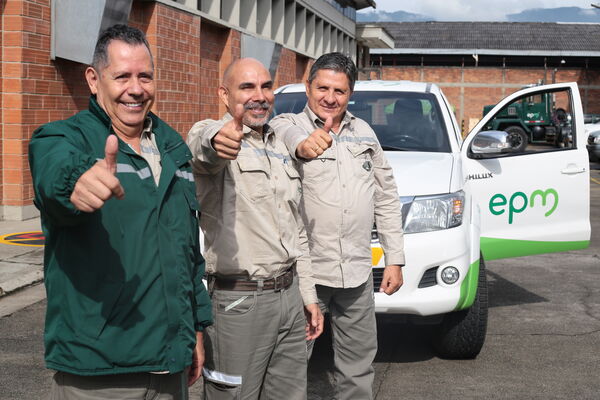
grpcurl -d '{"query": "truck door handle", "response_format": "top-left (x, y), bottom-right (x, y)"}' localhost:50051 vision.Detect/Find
top-left (560, 165), bottom-right (586, 175)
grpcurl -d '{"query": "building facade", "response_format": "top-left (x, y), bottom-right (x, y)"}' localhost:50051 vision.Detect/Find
top-left (0, 0), bottom-right (377, 220)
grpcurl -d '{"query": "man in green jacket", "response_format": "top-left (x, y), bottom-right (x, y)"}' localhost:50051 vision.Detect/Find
top-left (28, 25), bottom-right (212, 399)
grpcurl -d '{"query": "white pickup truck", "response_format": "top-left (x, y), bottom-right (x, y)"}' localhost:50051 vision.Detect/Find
top-left (273, 81), bottom-right (591, 359)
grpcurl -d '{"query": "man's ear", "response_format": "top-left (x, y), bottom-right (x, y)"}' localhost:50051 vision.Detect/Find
top-left (85, 66), bottom-right (99, 95)
top-left (218, 86), bottom-right (230, 109)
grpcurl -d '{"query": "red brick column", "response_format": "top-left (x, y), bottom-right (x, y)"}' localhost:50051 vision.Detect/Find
top-left (218, 29), bottom-right (240, 117)
top-left (199, 22), bottom-right (229, 121)
top-left (275, 48), bottom-right (313, 89)
top-left (131, 1), bottom-right (203, 139)
top-left (1, 0), bottom-right (88, 219)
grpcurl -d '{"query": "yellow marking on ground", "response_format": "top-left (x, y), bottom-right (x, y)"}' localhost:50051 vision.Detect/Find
top-left (372, 247), bottom-right (383, 266)
top-left (591, 177), bottom-right (600, 185)
top-left (0, 231), bottom-right (45, 247)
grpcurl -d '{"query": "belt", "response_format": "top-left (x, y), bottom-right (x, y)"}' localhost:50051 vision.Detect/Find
top-left (210, 265), bottom-right (295, 292)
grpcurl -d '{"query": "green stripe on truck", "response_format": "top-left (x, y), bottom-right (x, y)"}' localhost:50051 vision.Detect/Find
top-left (455, 259), bottom-right (479, 311)
top-left (481, 237), bottom-right (589, 261)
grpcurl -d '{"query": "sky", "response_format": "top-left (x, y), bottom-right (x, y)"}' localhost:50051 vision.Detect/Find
top-left (360, 0), bottom-right (600, 21)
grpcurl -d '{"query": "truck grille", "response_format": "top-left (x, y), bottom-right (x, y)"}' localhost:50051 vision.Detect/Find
top-left (371, 266), bottom-right (439, 292)
top-left (372, 268), bottom-right (384, 291)
top-left (418, 267), bottom-right (438, 288)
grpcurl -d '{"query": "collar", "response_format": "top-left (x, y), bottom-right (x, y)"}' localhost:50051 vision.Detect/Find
top-left (302, 105), bottom-right (355, 131)
top-left (141, 116), bottom-right (153, 139)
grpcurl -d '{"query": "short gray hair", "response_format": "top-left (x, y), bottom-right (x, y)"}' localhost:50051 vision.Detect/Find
top-left (92, 24), bottom-right (153, 70)
top-left (308, 52), bottom-right (357, 92)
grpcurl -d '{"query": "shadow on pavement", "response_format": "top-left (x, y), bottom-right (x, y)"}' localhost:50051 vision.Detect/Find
top-left (307, 268), bottom-right (549, 396)
top-left (487, 270), bottom-right (548, 308)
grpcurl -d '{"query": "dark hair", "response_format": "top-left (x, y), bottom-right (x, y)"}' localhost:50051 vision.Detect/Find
top-left (308, 52), bottom-right (357, 91)
top-left (92, 24), bottom-right (152, 70)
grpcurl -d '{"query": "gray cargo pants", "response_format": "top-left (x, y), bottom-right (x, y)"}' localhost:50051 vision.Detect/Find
top-left (308, 277), bottom-right (377, 400)
top-left (50, 370), bottom-right (189, 399)
top-left (203, 275), bottom-right (308, 400)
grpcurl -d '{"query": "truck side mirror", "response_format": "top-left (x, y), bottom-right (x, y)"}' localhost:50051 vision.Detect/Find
top-left (469, 130), bottom-right (519, 159)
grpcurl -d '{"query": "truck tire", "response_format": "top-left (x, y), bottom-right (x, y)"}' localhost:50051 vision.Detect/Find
top-left (432, 257), bottom-right (488, 359)
top-left (505, 126), bottom-right (528, 152)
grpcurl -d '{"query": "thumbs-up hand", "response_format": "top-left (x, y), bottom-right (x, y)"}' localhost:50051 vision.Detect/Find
top-left (296, 116), bottom-right (334, 159)
top-left (70, 135), bottom-right (125, 212)
top-left (211, 106), bottom-right (245, 160)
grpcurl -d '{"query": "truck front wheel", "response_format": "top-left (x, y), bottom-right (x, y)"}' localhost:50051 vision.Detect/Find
top-left (432, 257), bottom-right (488, 359)
top-left (505, 126), bottom-right (528, 152)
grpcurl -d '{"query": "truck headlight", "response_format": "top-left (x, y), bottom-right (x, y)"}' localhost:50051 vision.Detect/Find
top-left (594, 135), bottom-right (600, 144)
top-left (404, 191), bottom-right (465, 233)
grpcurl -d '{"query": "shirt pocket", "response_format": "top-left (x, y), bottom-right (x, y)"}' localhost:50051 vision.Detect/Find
top-left (299, 147), bottom-right (337, 183)
top-left (347, 142), bottom-right (376, 179)
top-left (233, 155), bottom-right (271, 202)
top-left (283, 163), bottom-right (302, 204)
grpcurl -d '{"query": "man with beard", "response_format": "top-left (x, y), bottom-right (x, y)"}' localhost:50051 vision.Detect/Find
top-left (187, 58), bottom-right (323, 399)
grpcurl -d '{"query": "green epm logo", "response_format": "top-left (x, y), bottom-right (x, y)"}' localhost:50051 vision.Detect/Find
top-left (489, 188), bottom-right (558, 224)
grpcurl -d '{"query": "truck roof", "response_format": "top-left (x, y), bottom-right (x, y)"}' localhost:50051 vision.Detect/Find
top-left (275, 80), bottom-right (442, 94)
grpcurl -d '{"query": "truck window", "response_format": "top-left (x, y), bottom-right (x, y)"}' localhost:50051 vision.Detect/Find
top-left (481, 88), bottom-right (575, 153)
top-left (274, 91), bottom-right (452, 153)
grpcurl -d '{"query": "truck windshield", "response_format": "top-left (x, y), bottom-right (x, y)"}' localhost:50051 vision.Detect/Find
top-left (273, 91), bottom-right (451, 153)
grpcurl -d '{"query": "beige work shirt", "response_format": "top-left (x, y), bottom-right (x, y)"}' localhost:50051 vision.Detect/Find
top-left (187, 114), bottom-right (317, 305)
top-left (138, 117), bottom-right (161, 186)
top-left (270, 106), bottom-right (405, 289)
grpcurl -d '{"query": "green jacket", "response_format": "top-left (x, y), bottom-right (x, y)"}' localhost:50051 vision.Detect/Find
top-left (29, 96), bottom-right (212, 376)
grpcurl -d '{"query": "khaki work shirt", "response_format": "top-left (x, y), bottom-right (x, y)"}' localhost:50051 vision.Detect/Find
top-left (187, 114), bottom-right (317, 305)
top-left (271, 106), bottom-right (405, 289)
top-left (138, 118), bottom-right (161, 186)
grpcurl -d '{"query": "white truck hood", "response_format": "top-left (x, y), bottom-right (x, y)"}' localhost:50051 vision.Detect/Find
top-left (384, 151), bottom-right (455, 197)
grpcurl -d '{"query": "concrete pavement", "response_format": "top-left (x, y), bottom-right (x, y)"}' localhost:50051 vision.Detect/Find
top-left (0, 218), bottom-right (43, 308)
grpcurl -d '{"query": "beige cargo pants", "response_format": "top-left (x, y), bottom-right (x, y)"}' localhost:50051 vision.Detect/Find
top-left (50, 370), bottom-right (188, 399)
top-left (202, 276), bottom-right (308, 400)
top-left (308, 277), bottom-right (377, 400)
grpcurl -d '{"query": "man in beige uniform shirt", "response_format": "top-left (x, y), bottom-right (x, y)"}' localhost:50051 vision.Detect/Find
top-left (187, 58), bottom-right (323, 400)
top-left (271, 52), bottom-right (405, 400)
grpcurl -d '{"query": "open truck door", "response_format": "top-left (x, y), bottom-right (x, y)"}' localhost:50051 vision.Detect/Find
top-left (462, 82), bottom-right (590, 261)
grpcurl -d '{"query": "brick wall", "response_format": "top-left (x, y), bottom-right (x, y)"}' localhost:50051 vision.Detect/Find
top-left (218, 29), bottom-right (241, 118)
top-left (199, 22), bottom-right (228, 121)
top-left (380, 65), bottom-right (600, 134)
top-left (0, 0), bottom-right (310, 219)
top-left (275, 48), bottom-right (313, 88)
top-left (2, 0), bottom-right (88, 214)
top-left (274, 47), bottom-right (297, 88)
top-left (130, 1), bottom-right (203, 139)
